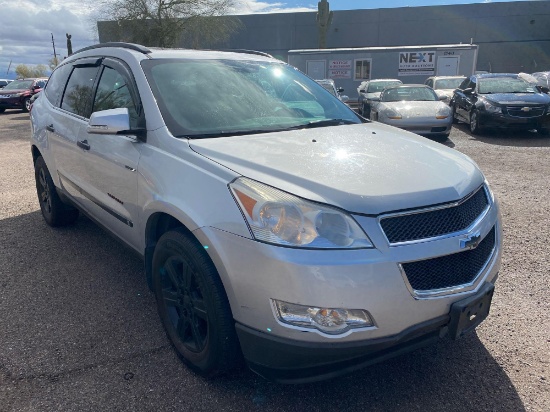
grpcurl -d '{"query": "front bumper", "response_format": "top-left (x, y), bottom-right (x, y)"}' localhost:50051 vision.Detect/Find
top-left (0, 96), bottom-right (25, 109)
top-left (381, 116), bottom-right (453, 136)
top-left (236, 281), bottom-right (495, 383)
top-left (479, 111), bottom-right (550, 130)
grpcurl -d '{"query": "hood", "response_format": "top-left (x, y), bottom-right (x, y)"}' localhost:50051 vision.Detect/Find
top-left (382, 101), bottom-right (447, 118)
top-left (0, 88), bottom-right (28, 95)
top-left (189, 123), bottom-right (483, 215)
top-left (482, 92), bottom-right (550, 105)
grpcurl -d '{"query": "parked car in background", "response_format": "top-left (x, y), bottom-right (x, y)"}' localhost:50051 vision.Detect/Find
top-left (0, 79), bottom-right (13, 89)
top-left (424, 75), bottom-right (466, 104)
top-left (31, 43), bottom-right (501, 383)
top-left (357, 79), bottom-right (402, 117)
top-left (315, 79), bottom-right (349, 103)
top-left (451, 73), bottom-right (550, 135)
top-left (0, 78), bottom-right (47, 113)
top-left (370, 84), bottom-right (452, 139)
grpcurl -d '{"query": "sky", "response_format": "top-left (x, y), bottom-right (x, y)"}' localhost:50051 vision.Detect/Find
top-left (0, 0), bottom-right (536, 78)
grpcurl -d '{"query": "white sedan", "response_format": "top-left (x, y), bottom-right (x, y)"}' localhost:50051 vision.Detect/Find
top-left (370, 84), bottom-right (453, 140)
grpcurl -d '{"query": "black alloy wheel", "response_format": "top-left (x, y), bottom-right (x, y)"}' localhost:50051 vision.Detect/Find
top-left (34, 156), bottom-right (79, 226)
top-left (152, 229), bottom-right (239, 377)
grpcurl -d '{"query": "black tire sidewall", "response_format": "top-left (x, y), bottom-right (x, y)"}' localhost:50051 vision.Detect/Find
top-left (22, 97), bottom-right (30, 113)
top-left (152, 230), bottom-right (237, 376)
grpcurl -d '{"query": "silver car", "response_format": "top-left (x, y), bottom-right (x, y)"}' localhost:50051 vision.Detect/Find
top-left (315, 79), bottom-right (349, 103)
top-left (30, 43), bottom-right (501, 383)
top-left (357, 78), bottom-right (402, 117)
top-left (371, 84), bottom-right (453, 139)
top-left (424, 75), bottom-right (467, 104)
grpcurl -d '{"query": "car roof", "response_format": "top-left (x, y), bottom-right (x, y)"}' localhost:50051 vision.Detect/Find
top-left (368, 79), bottom-right (401, 82)
top-left (475, 73), bottom-right (519, 79)
top-left (68, 42), bottom-right (278, 64)
top-left (431, 76), bottom-right (466, 79)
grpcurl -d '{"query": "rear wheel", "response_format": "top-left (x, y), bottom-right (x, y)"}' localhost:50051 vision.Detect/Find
top-left (152, 229), bottom-right (239, 377)
top-left (34, 156), bottom-right (79, 226)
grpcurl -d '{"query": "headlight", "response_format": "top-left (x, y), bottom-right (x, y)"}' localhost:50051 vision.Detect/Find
top-left (482, 100), bottom-right (502, 114)
top-left (229, 177), bottom-right (373, 248)
top-left (383, 108), bottom-right (402, 119)
top-left (13, 92), bottom-right (23, 97)
top-left (436, 105), bottom-right (451, 119)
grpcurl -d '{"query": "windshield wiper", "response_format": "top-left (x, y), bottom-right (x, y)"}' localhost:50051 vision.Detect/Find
top-left (297, 119), bottom-right (358, 129)
top-left (180, 129), bottom-right (283, 139)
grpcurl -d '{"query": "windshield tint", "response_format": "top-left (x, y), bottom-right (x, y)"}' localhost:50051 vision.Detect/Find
top-left (4, 80), bottom-right (33, 90)
top-left (381, 86), bottom-right (438, 102)
top-left (434, 78), bottom-right (465, 90)
top-left (141, 59), bottom-right (360, 138)
top-left (478, 78), bottom-right (536, 94)
top-left (367, 81), bottom-right (402, 93)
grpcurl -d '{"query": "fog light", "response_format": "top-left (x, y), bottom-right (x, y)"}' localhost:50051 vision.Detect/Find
top-left (272, 300), bottom-right (374, 335)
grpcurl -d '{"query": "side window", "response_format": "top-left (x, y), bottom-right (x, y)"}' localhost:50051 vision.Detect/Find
top-left (44, 64), bottom-right (72, 107)
top-left (93, 66), bottom-right (138, 126)
top-left (426, 79), bottom-right (433, 88)
top-left (61, 66), bottom-right (100, 118)
top-left (35, 80), bottom-right (46, 89)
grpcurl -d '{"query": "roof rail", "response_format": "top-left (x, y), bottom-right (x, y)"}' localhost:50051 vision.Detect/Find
top-left (72, 42), bottom-right (152, 56)
top-left (219, 49), bottom-right (273, 58)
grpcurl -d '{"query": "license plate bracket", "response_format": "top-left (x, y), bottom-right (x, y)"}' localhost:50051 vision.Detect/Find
top-left (448, 283), bottom-right (494, 340)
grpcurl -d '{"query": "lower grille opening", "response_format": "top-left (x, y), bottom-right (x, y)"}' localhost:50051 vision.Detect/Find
top-left (401, 226), bottom-right (496, 292)
top-left (430, 126), bottom-right (447, 132)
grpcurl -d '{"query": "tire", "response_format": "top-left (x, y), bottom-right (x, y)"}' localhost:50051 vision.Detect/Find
top-left (152, 229), bottom-right (239, 377)
top-left (469, 109), bottom-right (482, 135)
top-left (22, 97), bottom-right (31, 113)
top-left (0, 108), bottom-right (5, 114)
top-left (34, 156), bottom-right (79, 227)
top-left (362, 102), bottom-right (370, 118)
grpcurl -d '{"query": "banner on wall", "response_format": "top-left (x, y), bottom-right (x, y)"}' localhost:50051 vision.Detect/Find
top-left (398, 51), bottom-right (436, 76)
top-left (329, 60), bottom-right (352, 79)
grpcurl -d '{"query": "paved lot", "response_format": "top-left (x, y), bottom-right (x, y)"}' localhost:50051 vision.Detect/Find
top-left (0, 110), bottom-right (548, 411)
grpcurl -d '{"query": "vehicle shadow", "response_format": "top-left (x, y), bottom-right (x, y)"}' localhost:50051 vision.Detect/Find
top-left (0, 210), bottom-right (525, 411)
top-left (453, 122), bottom-right (550, 148)
top-left (208, 332), bottom-right (526, 411)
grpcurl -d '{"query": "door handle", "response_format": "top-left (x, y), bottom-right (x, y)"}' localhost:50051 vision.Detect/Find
top-left (77, 140), bottom-right (90, 150)
top-left (46, 124), bottom-right (55, 132)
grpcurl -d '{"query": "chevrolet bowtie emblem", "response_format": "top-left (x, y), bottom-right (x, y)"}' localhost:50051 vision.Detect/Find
top-left (521, 107), bottom-right (531, 112)
top-left (460, 232), bottom-right (481, 249)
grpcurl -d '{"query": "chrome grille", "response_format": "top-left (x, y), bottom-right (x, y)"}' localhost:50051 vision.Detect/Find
top-left (380, 187), bottom-right (489, 244)
top-left (505, 105), bottom-right (545, 118)
top-left (401, 226), bottom-right (496, 292)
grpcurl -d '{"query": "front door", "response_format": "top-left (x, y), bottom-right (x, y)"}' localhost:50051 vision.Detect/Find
top-left (437, 57), bottom-right (460, 76)
top-left (307, 60), bottom-right (326, 80)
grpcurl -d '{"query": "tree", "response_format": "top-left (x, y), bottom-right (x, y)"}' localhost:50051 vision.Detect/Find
top-left (15, 64), bottom-right (48, 78)
top-left (95, 0), bottom-right (241, 49)
top-left (49, 56), bottom-right (60, 71)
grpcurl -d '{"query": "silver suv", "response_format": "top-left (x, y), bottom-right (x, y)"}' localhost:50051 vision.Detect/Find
top-left (30, 43), bottom-right (501, 383)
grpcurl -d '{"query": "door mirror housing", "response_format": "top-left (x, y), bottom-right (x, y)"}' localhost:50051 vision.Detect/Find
top-left (87, 108), bottom-right (145, 140)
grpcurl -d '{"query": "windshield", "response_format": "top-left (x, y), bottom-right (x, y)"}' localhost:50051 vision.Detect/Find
top-left (141, 59), bottom-right (360, 138)
top-left (367, 81), bottom-right (402, 93)
top-left (478, 78), bottom-right (536, 94)
top-left (434, 78), bottom-right (465, 90)
top-left (381, 86), bottom-right (438, 102)
top-left (4, 80), bottom-right (33, 90)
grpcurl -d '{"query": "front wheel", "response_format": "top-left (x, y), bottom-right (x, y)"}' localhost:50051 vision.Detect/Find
top-left (34, 156), bottom-right (79, 226)
top-left (469, 110), bottom-right (482, 135)
top-left (22, 97), bottom-right (31, 113)
top-left (152, 229), bottom-right (239, 377)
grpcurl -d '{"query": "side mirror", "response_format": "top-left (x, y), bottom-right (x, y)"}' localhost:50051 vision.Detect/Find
top-left (87, 108), bottom-right (144, 140)
top-left (359, 89), bottom-right (366, 93)
top-left (540, 86), bottom-right (549, 94)
top-left (337, 87), bottom-right (344, 93)
top-left (33, 85), bottom-right (42, 90)
top-left (439, 94), bottom-right (449, 101)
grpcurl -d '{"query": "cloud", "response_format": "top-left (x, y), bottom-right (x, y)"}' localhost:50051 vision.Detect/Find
top-left (0, 0), bottom-right (315, 77)
top-left (232, 1), bottom-right (316, 14)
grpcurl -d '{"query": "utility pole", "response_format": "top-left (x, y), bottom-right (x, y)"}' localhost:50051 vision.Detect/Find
top-left (6, 60), bottom-right (12, 75)
top-left (51, 33), bottom-right (58, 62)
